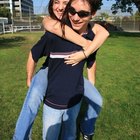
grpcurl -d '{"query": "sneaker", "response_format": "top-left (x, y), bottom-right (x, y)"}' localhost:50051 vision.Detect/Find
top-left (82, 134), bottom-right (93, 140)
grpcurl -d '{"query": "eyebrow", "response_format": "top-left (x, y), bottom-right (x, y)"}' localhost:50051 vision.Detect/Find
top-left (70, 6), bottom-right (90, 13)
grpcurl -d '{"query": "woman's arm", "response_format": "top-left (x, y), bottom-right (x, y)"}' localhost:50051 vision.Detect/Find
top-left (42, 16), bottom-right (90, 50)
top-left (84, 23), bottom-right (109, 57)
top-left (64, 23), bottom-right (109, 65)
top-left (43, 17), bottom-right (109, 64)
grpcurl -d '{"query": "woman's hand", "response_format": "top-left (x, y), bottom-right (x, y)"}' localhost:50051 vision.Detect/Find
top-left (64, 51), bottom-right (87, 66)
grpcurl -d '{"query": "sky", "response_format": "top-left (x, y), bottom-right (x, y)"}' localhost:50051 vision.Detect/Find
top-left (33, 0), bottom-right (137, 15)
top-left (33, 0), bottom-right (115, 14)
top-left (33, 0), bottom-right (114, 8)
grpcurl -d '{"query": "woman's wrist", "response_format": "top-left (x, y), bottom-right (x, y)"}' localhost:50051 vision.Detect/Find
top-left (82, 50), bottom-right (88, 59)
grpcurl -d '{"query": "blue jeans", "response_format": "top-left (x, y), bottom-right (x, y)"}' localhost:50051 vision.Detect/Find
top-left (43, 102), bottom-right (81, 140)
top-left (13, 68), bottom-right (103, 139)
top-left (80, 78), bottom-right (103, 135)
top-left (13, 68), bottom-right (48, 140)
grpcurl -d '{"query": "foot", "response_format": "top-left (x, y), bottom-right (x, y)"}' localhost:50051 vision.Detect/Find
top-left (82, 134), bottom-right (93, 140)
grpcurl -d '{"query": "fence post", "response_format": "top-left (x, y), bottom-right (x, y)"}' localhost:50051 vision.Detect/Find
top-left (120, 17), bottom-right (122, 28)
top-left (11, 14), bottom-right (14, 34)
top-left (29, 6), bottom-right (32, 32)
top-left (133, 15), bottom-right (136, 31)
top-left (2, 22), bottom-right (5, 34)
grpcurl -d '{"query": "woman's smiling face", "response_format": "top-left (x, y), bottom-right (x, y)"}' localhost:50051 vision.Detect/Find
top-left (53, 0), bottom-right (70, 19)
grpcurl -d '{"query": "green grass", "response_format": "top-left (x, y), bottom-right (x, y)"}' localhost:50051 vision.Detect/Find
top-left (0, 32), bottom-right (140, 140)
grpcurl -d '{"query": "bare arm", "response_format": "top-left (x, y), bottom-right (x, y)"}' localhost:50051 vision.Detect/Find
top-left (26, 51), bottom-right (37, 87)
top-left (42, 16), bottom-right (89, 49)
top-left (43, 17), bottom-right (109, 64)
top-left (84, 23), bottom-right (109, 57)
top-left (87, 61), bottom-right (96, 85)
top-left (64, 23), bottom-right (109, 65)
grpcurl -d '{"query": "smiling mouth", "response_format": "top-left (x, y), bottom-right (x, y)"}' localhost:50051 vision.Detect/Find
top-left (57, 13), bottom-right (63, 19)
top-left (58, 12), bottom-right (63, 15)
top-left (72, 22), bottom-right (82, 27)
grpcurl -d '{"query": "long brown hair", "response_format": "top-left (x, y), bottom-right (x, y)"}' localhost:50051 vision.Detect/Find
top-left (48, 0), bottom-right (60, 20)
top-left (47, 0), bottom-right (70, 37)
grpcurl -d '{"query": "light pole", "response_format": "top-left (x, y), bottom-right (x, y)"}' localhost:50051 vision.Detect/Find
top-left (11, 13), bottom-right (14, 33)
top-left (9, 0), bottom-right (14, 33)
top-left (29, 6), bottom-right (32, 32)
top-left (2, 22), bottom-right (5, 34)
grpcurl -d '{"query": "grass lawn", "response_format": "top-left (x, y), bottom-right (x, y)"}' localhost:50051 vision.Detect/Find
top-left (0, 31), bottom-right (140, 140)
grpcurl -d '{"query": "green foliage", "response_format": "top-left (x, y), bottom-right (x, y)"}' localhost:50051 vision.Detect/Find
top-left (135, 11), bottom-right (140, 17)
top-left (134, 11), bottom-right (140, 21)
top-left (107, 0), bottom-right (140, 14)
top-left (0, 32), bottom-right (140, 140)
top-left (0, 6), bottom-right (11, 18)
top-left (100, 12), bottom-right (109, 20)
top-left (34, 16), bottom-right (43, 23)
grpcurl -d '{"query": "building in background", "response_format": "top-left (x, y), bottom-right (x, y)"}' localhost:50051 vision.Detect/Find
top-left (0, 0), bottom-right (34, 19)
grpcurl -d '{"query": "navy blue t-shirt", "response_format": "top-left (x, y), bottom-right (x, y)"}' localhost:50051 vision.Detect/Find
top-left (31, 26), bottom-right (97, 69)
top-left (31, 25), bottom-right (96, 109)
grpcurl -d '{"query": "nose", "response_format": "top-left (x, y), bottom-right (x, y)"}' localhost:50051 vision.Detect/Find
top-left (58, 3), bottom-right (64, 11)
top-left (72, 13), bottom-right (80, 21)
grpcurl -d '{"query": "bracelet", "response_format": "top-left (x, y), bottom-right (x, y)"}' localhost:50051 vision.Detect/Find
top-left (82, 50), bottom-right (87, 59)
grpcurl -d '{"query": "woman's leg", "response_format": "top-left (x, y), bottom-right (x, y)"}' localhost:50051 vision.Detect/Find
top-left (60, 102), bottom-right (81, 140)
top-left (80, 78), bottom-right (103, 135)
top-left (13, 67), bottom-right (48, 140)
top-left (43, 104), bottom-right (63, 140)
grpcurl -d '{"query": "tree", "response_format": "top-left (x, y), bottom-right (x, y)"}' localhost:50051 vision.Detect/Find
top-left (0, 7), bottom-right (11, 18)
top-left (100, 12), bottom-right (109, 20)
top-left (135, 10), bottom-right (140, 17)
top-left (134, 10), bottom-right (140, 21)
top-left (107, 0), bottom-right (140, 14)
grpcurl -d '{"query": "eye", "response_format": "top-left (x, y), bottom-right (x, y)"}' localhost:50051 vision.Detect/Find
top-left (63, 1), bottom-right (69, 5)
top-left (68, 7), bottom-right (76, 15)
top-left (53, 0), bottom-right (59, 4)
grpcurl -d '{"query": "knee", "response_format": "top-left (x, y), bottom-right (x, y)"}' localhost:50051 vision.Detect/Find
top-left (27, 89), bottom-right (43, 114)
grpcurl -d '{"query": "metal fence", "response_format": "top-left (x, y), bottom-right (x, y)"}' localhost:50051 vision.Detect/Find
top-left (0, 6), bottom-right (140, 34)
top-left (0, 16), bottom-right (44, 34)
top-left (106, 16), bottom-right (140, 32)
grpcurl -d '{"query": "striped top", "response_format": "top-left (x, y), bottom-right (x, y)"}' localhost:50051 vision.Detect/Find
top-left (31, 24), bottom-right (96, 109)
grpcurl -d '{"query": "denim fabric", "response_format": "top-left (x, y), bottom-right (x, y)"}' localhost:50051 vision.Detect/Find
top-left (80, 78), bottom-right (103, 135)
top-left (43, 102), bottom-right (81, 140)
top-left (13, 68), bottom-right (103, 139)
top-left (13, 68), bottom-right (48, 140)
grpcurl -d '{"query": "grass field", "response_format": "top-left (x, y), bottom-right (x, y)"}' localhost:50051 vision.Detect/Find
top-left (0, 32), bottom-right (140, 140)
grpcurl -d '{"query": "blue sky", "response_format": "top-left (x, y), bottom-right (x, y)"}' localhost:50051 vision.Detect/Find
top-left (33, 0), bottom-right (114, 10)
top-left (33, 0), bottom-right (114, 7)
top-left (33, 0), bottom-right (115, 14)
top-left (33, 0), bottom-right (137, 15)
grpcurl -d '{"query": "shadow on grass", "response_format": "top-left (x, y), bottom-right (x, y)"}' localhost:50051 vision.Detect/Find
top-left (0, 36), bottom-right (26, 49)
top-left (109, 31), bottom-right (140, 38)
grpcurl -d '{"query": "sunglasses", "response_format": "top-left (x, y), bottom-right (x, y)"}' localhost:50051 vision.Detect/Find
top-left (68, 7), bottom-right (91, 18)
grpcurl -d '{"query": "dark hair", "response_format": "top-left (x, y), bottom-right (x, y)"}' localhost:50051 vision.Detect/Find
top-left (86, 0), bottom-right (102, 13)
top-left (63, 0), bottom-right (101, 14)
top-left (61, 0), bottom-right (102, 24)
top-left (61, 0), bottom-right (101, 36)
top-left (48, 0), bottom-right (60, 20)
